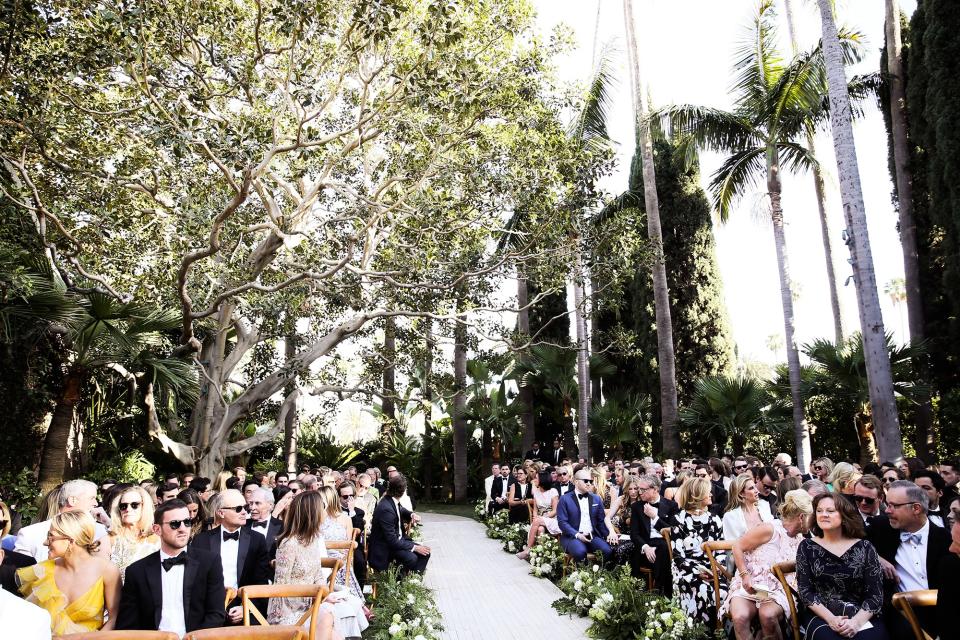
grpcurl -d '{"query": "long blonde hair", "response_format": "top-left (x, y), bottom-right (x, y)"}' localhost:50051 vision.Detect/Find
top-left (319, 485), bottom-right (341, 519)
top-left (0, 501), bottom-right (11, 538)
top-left (725, 473), bottom-right (757, 513)
top-left (109, 486), bottom-right (154, 539)
top-left (51, 510), bottom-right (100, 555)
top-left (213, 471), bottom-right (233, 493)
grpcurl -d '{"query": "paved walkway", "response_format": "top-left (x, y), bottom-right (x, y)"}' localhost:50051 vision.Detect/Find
top-left (419, 512), bottom-right (590, 640)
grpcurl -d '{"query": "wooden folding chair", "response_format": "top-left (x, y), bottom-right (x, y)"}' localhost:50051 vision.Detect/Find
top-left (772, 561), bottom-right (801, 640)
top-left (892, 589), bottom-right (938, 640)
top-left (326, 533), bottom-right (359, 592)
top-left (660, 527), bottom-right (673, 563)
top-left (527, 501), bottom-right (537, 524)
top-left (702, 540), bottom-right (734, 631)
top-left (319, 556), bottom-right (342, 592)
top-left (238, 584), bottom-right (329, 640)
top-left (184, 627), bottom-right (303, 640)
top-left (225, 587), bottom-right (238, 609)
top-left (54, 633), bottom-right (178, 640)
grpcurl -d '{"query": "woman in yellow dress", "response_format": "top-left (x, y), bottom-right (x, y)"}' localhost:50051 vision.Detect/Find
top-left (17, 510), bottom-right (122, 634)
top-left (106, 485), bottom-right (160, 582)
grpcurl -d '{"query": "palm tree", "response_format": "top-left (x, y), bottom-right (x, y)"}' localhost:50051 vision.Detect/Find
top-left (588, 392), bottom-right (650, 458)
top-left (814, 0), bottom-right (904, 462)
top-left (803, 334), bottom-right (923, 465)
top-left (680, 375), bottom-right (790, 456)
top-left (654, 0), bottom-right (860, 470)
top-left (463, 359), bottom-right (525, 468)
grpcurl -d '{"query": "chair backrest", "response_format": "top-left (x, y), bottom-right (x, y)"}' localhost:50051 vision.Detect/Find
top-left (184, 626), bottom-right (303, 640)
top-left (326, 530), bottom-right (360, 589)
top-left (225, 586), bottom-right (238, 609)
top-left (701, 540), bottom-right (734, 630)
top-left (659, 528), bottom-right (672, 562)
top-left (239, 583), bottom-right (328, 639)
top-left (772, 561), bottom-right (801, 640)
top-left (892, 589), bottom-right (938, 640)
top-left (320, 556), bottom-right (342, 592)
top-left (54, 633), bottom-right (179, 640)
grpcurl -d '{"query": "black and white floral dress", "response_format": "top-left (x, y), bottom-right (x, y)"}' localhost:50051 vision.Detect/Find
top-left (671, 510), bottom-right (727, 626)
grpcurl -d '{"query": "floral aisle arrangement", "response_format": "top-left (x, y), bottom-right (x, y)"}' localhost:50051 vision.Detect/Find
top-left (501, 523), bottom-right (529, 553)
top-left (529, 534), bottom-right (563, 579)
top-left (474, 498), bottom-right (488, 522)
top-left (484, 509), bottom-right (510, 539)
top-left (366, 568), bottom-right (444, 640)
top-left (552, 563), bottom-right (610, 616)
top-left (633, 597), bottom-right (711, 640)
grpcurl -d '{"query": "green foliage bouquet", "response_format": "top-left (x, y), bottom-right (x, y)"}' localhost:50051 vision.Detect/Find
top-left (366, 568), bottom-right (443, 640)
top-left (484, 509), bottom-right (510, 539)
top-left (474, 498), bottom-right (489, 522)
top-left (529, 534), bottom-right (563, 579)
top-left (552, 563), bottom-right (610, 616)
top-left (635, 597), bottom-right (710, 640)
top-left (501, 523), bottom-right (529, 554)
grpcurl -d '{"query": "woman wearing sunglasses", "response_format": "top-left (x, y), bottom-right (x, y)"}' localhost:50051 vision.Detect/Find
top-left (107, 485), bottom-right (160, 583)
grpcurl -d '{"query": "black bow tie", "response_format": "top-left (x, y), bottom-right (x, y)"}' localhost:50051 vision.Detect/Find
top-left (223, 530), bottom-right (240, 542)
top-left (252, 520), bottom-right (269, 528)
top-left (650, 502), bottom-right (660, 508)
top-left (577, 493), bottom-right (589, 501)
top-left (162, 553), bottom-right (187, 572)
top-left (928, 509), bottom-right (941, 516)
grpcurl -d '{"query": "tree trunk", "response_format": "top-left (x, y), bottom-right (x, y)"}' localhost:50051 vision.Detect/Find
top-left (855, 413), bottom-right (879, 467)
top-left (422, 321), bottom-right (435, 501)
top-left (768, 147), bottom-right (813, 471)
top-left (282, 331), bottom-right (299, 473)
top-left (624, 0), bottom-right (681, 458)
top-left (572, 250), bottom-right (592, 461)
top-left (38, 369), bottom-right (83, 492)
top-left (452, 304), bottom-right (469, 502)
top-left (885, 0), bottom-right (934, 459)
top-left (817, 0), bottom-right (904, 463)
top-left (381, 316), bottom-right (397, 440)
top-left (516, 273), bottom-right (536, 454)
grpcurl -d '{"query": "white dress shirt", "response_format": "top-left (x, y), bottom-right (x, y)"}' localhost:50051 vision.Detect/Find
top-left (218, 527), bottom-right (240, 590)
top-left (721, 501), bottom-right (774, 542)
top-left (895, 520), bottom-right (931, 592)
top-left (158, 549), bottom-right (187, 638)
top-left (250, 518), bottom-right (270, 538)
top-left (647, 502), bottom-right (663, 539)
top-left (576, 493), bottom-right (592, 534)
top-left (392, 498), bottom-right (404, 540)
top-left (0, 586), bottom-right (52, 639)
top-left (13, 518), bottom-right (108, 561)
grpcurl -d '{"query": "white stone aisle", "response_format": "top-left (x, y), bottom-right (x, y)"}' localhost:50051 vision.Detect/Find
top-left (418, 512), bottom-right (591, 640)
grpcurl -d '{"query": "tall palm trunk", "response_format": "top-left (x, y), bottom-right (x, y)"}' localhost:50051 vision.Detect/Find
top-left (768, 148), bottom-right (813, 470)
top-left (783, 0), bottom-right (845, 345)
top-left (282, 331), bottom-right (299, 473)
top-left (452, 303), bottom-right (468, 502)
top-left (422, 320), bottom-right (435, 501)
top-left (816, 0), bottom-right (903, 462)
top-left (38, 369), bottom-right (84, 491)
top-left (516, 272), bottom-right (536, 454)
top-left (885, 0), bottom-right (933, 458)
top-left (624, 0), bottom-right (681, 457)
top-left (571, 247), bottom-right (592, 460)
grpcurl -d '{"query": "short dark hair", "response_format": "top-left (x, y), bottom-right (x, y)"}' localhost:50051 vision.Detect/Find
top-left (538, 471), bottom-right (553, 491)
top-left (940, 459), bottom-right (959, 471)
top-left (809, 492), bottom-right (865, 539)
top-left (273, 485), bottom-right (291, 502)
top-left (225, 477), bottom-right (241, 490)
top-left (154, 499), bottom-right (189, 525)
top-left (912, 469), bottom-right (946, 493)
top-left (387, 473), bottom-right (407, 498)
top-left (189, 477), bottom-right (210, 492)
top-left (276, 472), bottom-right (289, 481)
top-left (163, 472), bottom-right (180, 481)
top-left (160, 482), bottom-right (179, 494)
top-left (243, 479), bottom-right (260, 490)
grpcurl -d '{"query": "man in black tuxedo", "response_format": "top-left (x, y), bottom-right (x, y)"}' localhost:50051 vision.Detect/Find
top-left (524, 441), bottom-right (543, 461)
top-left (339, 481), bottom-right (367, 588)
top-left (855, 475), bottom-right (887, 532)
top-left (192, 489), bottom-right (270, 624)
top-left (368, 474), bottom-right (430, 574)
top-left (116, 500), bottom-right (225, 635)
top-left (629, 474), bottom-right (679, 597)
top-left (555, 466), bottom-right (575, 496)
top-left (914, 470), bottom-right (948, 528)
top-left (0, 547), bottom-right (35, 595)
top-left (488, 465), bottom-right (513, 515)
top-left (245, 488), bottom-right (283, 555)
top-left (873, 481), bottom-right (951, 639)
top-left (548, 438), bottom-right (566, 467)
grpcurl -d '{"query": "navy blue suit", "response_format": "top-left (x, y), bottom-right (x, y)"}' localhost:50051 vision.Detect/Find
top-left (556, 490), bottom-right (612, 563)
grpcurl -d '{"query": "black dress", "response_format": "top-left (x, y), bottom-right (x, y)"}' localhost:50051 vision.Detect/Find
top-left (795, 538), bottom-right (889, 639)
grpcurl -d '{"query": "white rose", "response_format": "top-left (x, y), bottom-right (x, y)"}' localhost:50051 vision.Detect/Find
top-left (592, 564), bottom-right (599, 572)
top-left (574, 580), bottom-right (584, 590)
top-left (542, 564), bottom-right (552, 574)
top-left (415, 636), bottom-right (427, 640)
top-left (388, 624), bottom-right (401, 636)
top-left (407, 594), bottom-right (415, 604)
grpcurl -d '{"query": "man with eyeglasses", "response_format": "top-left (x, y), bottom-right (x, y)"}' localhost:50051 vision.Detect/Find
top-left (192, 489), bottom-right (269, 624)
top-left (339, 481), bottom-right (368, 588)
top-left (629, 474), bottom-right (679, 596)
top-left (116, 499), bottom-right (225, 635)
top-left (854, 475), bottom-right (887, 537)
top-left (555, 466), bottom-right (574, 496)
top-left (755, 467), bottom-right (779, 511)
top-left (556, 468), bottom-right (618, 566)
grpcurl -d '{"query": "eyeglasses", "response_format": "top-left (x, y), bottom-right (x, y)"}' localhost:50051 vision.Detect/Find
top-left (46, 532), bottom-right (71, 542)
top-left (289, 488), bottom-right (301, 494)
top-left (576, 478), bottom-right (593, 484)
top-left (340, 494), bottom-right (355, 500)
top-left (119, 501), bottom-right (142, 511)
top-left (221, 505), bottom-right (248, 513)
top-left (885, 500), bottom-right (919, 510)
top-left (882, 477), bottom-right (897, 484)
top-left (558, 472), bottom-right (568, 476)
top-left (164, 518), bottom-right (194, 529)
top-left (0, 519), bottom-right (7, 528)
top-left (637, 486), bottom-right (653, 492)
top-left (854, 496), bottom-right (876, 505)
top-left (814, 466), bottom-right (823, 471)
top-left (734, 465), bottom-right (747, 471)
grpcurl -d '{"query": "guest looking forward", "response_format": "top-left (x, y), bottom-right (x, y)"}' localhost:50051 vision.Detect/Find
top-left (507, 465), bottom-right (533, 524)
top-left (107, 485), bottom-right (160, 582)
top-left (629, 474), bottom-right (679, 597)
top-left (116, 500), bottom-right (225, 635)
top-left (796, 492), bottom-right (888, 639)
top-left (548, 438), bottom-right (566, 467)
top-left (484, 463), bottom-right (500, 513)
top-left (722, 473), bottom-right (774, 542)
top-left (721, 489), bottom-right (812, 640)
top-left (488, 465), bottom-right (513, 515)
top-left (368, 474), bottom-right (430, 574)
top-left (16, 511), bottom-right (121, 635)
top-left (670, 476), bottom-right (726, 627)
top-left (556, 468), bottom-right (618, 565)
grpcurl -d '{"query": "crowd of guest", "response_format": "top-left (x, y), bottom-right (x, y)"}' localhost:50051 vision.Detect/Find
top-left (492, 443), bottom-right (960, 640)
top-left (0, 463), bottom-right (430, 639)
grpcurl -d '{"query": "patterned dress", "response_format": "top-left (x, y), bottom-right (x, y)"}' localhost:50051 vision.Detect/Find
top-left (720, 519), bottom-right (801, 617)
top-left (671, 510), bottom-right (727, 626)
top-left (109, 533), bottom-right (160, 583)
top-left (609, 500), bottom-right (637, 566)
top-left (320, 517), bottom-right (364, 599)
top-left (532, 487), bottom-right (561, 535)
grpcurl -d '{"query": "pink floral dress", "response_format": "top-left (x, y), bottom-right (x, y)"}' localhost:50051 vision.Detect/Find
top-left (720, 519), bottom-right (801, 616)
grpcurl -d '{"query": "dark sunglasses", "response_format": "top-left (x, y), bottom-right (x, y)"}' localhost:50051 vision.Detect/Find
top-left (340, 494), bottom-right (355, 499)
top-left (854, 496), bottom-right (876, 505)
top-left (119, 501), bottom-right (142, 511)
top-left (577, 478), bottom-right (594, 484)
top-left (164, 518), bottom-right (194, 529)
top-left (0, 519), bottom-right (7, 528)
top-left (221, 505), bottom-right (249, 513)
top-left (289, 488), bottom-right (301, 494)
top-left (734, 465), bottom-right (747, 470)
top-left (882, 477), bottom-right (896, 483)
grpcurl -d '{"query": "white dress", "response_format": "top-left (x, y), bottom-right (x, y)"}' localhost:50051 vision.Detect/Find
top-left (721, 501), bottom-right (774, 542)
top-left (533, 488), bottom-right (561, 535)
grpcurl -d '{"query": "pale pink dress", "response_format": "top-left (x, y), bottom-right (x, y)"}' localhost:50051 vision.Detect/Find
top-left (719, 519), bottom-right (801, 616)
top-left (533, 487), bottom-right (561, 535)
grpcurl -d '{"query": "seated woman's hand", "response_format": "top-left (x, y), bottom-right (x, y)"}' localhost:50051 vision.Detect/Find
top-left (741, 574), bottom-right (754, 594)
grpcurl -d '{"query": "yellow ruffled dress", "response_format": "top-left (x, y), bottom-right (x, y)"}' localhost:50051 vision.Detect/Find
top-left (17, 559), bottom-right (105, 634)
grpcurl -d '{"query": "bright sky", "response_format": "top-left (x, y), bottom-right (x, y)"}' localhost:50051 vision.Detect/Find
top-left (534, 0), bottom-right (916, 365)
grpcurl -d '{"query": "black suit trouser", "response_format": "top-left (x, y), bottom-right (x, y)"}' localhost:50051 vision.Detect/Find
top-left (631, 537), bottom-right (672, 598)
top-left (392, 548), bottom-right (429, 574)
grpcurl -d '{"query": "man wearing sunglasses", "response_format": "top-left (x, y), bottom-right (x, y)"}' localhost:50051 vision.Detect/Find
top-left (556, 469), bottom-right (618, 565)
top-left (192, 489), bottom-right (270, 624)
top-left (555, 467), bottom-right (575, 496)
top-left (116, 500), bottom-right (225, 635)
top-left (854, 475), bottom-right (887, 537)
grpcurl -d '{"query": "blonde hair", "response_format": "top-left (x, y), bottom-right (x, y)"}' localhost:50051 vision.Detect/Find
top-left (816, 457), bottom-right (835, 478)
top-left (109, 486), bottom-right (154, 539)
top-left (319, 485), bottom-right (341, 519)
top-left (827, 462), bottom-right (858, 491)
top-left (677, 477), bottom-right (712, 512)
top-left (0, 501), bottom-right (11, 537)
top-left (617, 477), bottom-right (642, 523)
top-left (591, 468), bottom-right (608, 501)
top-left (725, 473), bottom-right (757, 513)
top-left (36, 484), bottom-right (63, 522)
top-left (50, 510), bottom-right (100, 554)
top-left (779, 489), bottom-right (813, 521)
top-left (213, 471), bottom-right (233, 493)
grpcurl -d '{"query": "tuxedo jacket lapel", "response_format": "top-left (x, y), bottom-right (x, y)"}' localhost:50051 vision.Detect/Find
top-left (145, 553), bottom-right (164, 628)
top-left (182, 552), bottom-right (199, 622)
top-left (237, 528), bottom-right (251, 580)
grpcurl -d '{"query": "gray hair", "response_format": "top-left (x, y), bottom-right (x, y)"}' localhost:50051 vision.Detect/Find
top-left (59, 480), bottom-right (97, 508)
top-left (889, 480), bottom-right (930, 510)
top-left (254, 488), bottom-right (274, 505)
top-left (802, 479), bottom-right (828, 497)
top-left (639, 474), bottom-right (662, 491)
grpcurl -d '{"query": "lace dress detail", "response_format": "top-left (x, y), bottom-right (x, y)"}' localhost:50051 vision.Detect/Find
top-left (720, 519), bottom-right (801, 616)
top-left (320, 518), bottom-right (363, 599)
top-left (533, 488), bottom-right (561, 535)
top-left (109, 533), bottom-right (160, 583)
